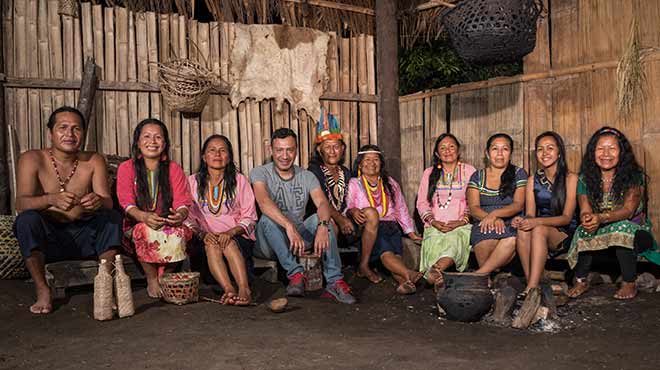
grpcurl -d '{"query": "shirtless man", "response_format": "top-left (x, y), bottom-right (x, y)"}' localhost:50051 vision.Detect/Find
top-left (13, 106), bottom-right (122, 314)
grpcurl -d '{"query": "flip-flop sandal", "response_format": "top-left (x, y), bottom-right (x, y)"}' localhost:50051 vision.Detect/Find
top-left (396, 281), bottom-right (416, 295)
top-left (566, 282), bottom-right (589, 298)
top-left (411, 271), bottom-right (424, 285)
top-left (29, 304), bottom-right (52, 314)
top-left (232, 296), bottom-right (252, 306)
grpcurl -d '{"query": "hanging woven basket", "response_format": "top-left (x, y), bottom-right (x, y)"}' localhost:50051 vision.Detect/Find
top-left (442, 0), bottom-right (543, 64)
top-left (58, 0), bottom-right (79, 17)
top-left (158, 58), bottom-right (217, 114)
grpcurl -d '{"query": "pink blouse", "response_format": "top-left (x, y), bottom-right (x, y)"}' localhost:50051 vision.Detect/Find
top-left (416, 162), bottom-right (476, 227)
top-left (185, 173), bottom-right (257, 240)
top-left (116, 159), bottom-right (192, 215)
top-left (344, 176), bottom-right (415, 234)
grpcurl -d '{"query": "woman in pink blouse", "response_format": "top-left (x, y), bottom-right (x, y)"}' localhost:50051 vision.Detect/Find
top-left (345, 145), bottom-right (422, 294)
top-left (186, 135), bottom-right (257, 306)
top-left (416, 134), bottom-right (476, 287)
top-left (117, 118), bottom-right (193, 298)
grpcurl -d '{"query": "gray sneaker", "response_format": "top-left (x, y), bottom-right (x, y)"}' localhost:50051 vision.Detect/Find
top-left (286, 272), bottom-right (305, 297)
top-left (322, 280), bottom-right (356, 304)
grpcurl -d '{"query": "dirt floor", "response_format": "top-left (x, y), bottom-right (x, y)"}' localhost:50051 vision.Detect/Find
top-left (2, 268), bottom-right (660, 370)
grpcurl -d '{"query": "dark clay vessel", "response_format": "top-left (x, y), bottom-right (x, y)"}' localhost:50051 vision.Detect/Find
top-left (436, 272), bottom-right (494, 322)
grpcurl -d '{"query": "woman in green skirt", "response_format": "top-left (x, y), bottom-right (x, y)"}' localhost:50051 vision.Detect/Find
top-left (567, 126), bottom-right (655, 300)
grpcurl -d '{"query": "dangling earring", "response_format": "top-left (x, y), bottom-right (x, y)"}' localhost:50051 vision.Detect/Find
top-left (137, 153), bottom-right (143, 159)
top-left (358, 168), bottom-right (362, 177)
top-left (161, 153), bottom-right (168, 161)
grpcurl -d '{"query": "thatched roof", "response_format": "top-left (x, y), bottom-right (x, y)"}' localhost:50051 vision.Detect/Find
top-left (101, 0), bottom-right (455, 46)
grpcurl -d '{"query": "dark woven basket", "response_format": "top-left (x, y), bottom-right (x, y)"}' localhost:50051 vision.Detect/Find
top-left (442, 0), bottom-right (543, 64)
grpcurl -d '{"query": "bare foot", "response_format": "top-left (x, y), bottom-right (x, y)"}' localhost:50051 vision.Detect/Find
top-left (614, 282), bottom-right (637, 300)
top-left (29, 285), bottom-right (52, 314)
top-left (357, 265), bottom-right (383, 284)
top-left (566, 280), bottom-right (589, 298)
top-left (426, 263), bottom-right (444, 285)
top-left (146, 279), bottom-right (161, 299)
top-left (233, 289), bottom-right (252, 306)
top-left (396, 280), bottom-right (416, 295)
top-left (408, 270), bottom-right (424, 285)
top-left (220, 291), bottom-right (237, 305)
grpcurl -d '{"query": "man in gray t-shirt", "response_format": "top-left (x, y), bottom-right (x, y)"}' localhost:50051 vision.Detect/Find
top-left (251, 128), bottom-right (355, 304)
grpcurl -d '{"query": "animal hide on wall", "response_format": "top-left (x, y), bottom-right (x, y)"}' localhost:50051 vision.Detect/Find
top-left (228, 24), bottom-right (330, 121)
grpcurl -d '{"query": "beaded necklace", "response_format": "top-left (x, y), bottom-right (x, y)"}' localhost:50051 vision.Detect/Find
top-left (361, 175), bottom-right (388, 217)
top-left (146, 169), bottom-right (158, 211)
top-left (49, 150), bottom-right (79, 192)
top-left (435, 163), bottom-right (461, 210)
top-left (207, 178), bottom-right (225, 215)
top-left (320, 165), bottom-right (346, 211)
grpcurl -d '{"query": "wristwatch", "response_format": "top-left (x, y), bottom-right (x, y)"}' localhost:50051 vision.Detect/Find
top-left (317, 220), bottom-right (330, 227)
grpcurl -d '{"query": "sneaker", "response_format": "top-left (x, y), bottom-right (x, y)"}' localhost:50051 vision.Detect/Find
top-left (286, 272), bottom-right (305, 297)
top-left (322, 279), bottom-right (356, 304)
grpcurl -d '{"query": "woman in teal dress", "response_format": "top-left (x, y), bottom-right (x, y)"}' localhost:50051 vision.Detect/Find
top-left (567, 127), bottom-right (655, 300)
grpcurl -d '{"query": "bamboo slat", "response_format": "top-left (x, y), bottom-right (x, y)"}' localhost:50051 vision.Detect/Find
top-left (91, 4), bottom-right (104, 149)
top-left (366, 35), bottom-right (376, 145)
top-left (261, 100), bottom-right (272, 161)
top-left (250, 99), bottom-right (263, 168)
top-left (62, 14), bottom-right (75, 105)
top-left (27, 0), bottom-right (40, 149)
top-left (146, 12), bottom-right (159, 120)
top-left (115, 7), bottom-right (130, 157)
top-left (104, 7), bottom-right (117, 155)
top-left (339, 36), bottom-right (351, 164)
top-left (174, 14), bottom-right (187, 171)
top-left (2, 0), bottom-right (14, 77)
top-left (357, 34), bottom-right (368, 147)
top-left (522, 0), bottom-right (550, 73)
top-left (127, 10), bottom-right (139, 145)
top-left (199, 22), bottom-right (214, 147)
top-left (209, 22), bottom-right (222, 137)
top-left (135, 11), bottom-right (149, 121)
top-left (349, 36), bottom-right (358, 160)
top-left (238, 101), bottom-right (250, 172)
top-left (80, 1), bottom-right (95, 150)
top-left (327, 33), bottom-right (339, 117)
top-left (636, 0), bottom-right (660, 48)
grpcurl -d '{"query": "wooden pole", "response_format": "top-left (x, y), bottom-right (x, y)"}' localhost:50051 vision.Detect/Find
top-left (0, 14), bottom-right (9, 214)
top-left (375, 0), bottom-right (401, 181)
top-left (77, 57), bottom-right (99, 132)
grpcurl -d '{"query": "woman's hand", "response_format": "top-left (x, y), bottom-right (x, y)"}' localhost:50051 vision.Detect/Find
top-left (143, 212), bottom-right (167, 230)
top-left (511, 216), bottom-right (524, 229)
top-left (581, 213), bottom-right (601, 234)
top-left (337, 215), bottom-right (355, 235)
top-left (407, 232), bottom-right (422, 241)
top-left (479, 213), bottom-right (503, 234)
top-left (166, 207), bottom-right (188, 227)
top-left (518, 217), bottom-right (538, 232)
top-left (215, 232), bottom-right (233, 251)
top-left (347, 208), bottom-right (366, 224)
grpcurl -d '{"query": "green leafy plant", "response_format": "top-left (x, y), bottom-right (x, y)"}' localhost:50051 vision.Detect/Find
top-left (399, 37), bottom-right (523, 95)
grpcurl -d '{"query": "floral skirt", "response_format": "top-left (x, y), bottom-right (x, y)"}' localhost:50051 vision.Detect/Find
top-left (567, 218), bottom-right (653, 269)
top-left (420, 224), bottom-right (472, 277)
top-left (131, 223), bottom-right (192, 264)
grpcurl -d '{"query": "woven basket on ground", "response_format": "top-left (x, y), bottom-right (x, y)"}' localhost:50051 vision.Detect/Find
top-left (442, 0), bottom-right (543, 64)
top-left (0, 215), bottom-right (28, 280)
top-left (160, 272), bottom-right (200, 305)
top-left (158, 59), bottom-right (216, 113)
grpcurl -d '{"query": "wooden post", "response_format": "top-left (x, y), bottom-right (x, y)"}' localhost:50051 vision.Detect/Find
top-left (0, 21), bottom-right (9, 214)
top-left (375, 0), bottom-right (401, 181)
top-left (77, 57), bottom-right (99, 137)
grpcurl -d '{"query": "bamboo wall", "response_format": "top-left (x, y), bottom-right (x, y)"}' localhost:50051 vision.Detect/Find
top-left (398, 0), bottom-right (660, 235)
top-left (1, 0), bottom-right (378, 180)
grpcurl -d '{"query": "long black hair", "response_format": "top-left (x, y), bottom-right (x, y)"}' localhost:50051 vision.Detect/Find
top-left (426, 133), bottom-right (461, 204)
top-left (485, 133), bottom-right (517, 200)
top-left (352, 144), bottom-right (396, 206)
top-left (580, 126), bottom-right (646, 212)
top-left (131, 118), bottom-right (172, 217)
top-left (195, 135), bottom-right (239, 207)
top-left (535, 131), bottom-right (569, 216)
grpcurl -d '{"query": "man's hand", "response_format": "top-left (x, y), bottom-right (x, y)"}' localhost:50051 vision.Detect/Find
top-left (48, 191), bottom-right (79, 211)
top-left (143, 212), bottom-right (167, 230)
top-left (80, 192), bottom-right (103, 212)
top-left (337, 215), bottom-right (355, 235)
top-left (286, 224), bottom-right (306, 256)
top-left (313, 225), bottom-right (330, 256)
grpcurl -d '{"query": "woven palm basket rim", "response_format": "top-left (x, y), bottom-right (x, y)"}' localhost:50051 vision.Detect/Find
top-left (0, 214), bottom-right (28, 280)
top-left (159, 272), bottom-right (200, 305)
top-left (158, 58), bottom-right (215, 113)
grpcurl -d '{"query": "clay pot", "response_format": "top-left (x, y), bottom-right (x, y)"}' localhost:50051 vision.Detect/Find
top-left (436, 272), bottom-right (494, 322)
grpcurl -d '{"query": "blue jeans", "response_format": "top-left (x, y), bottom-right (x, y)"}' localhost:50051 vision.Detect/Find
top-left (255, 214), bottom-right (343, 284)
